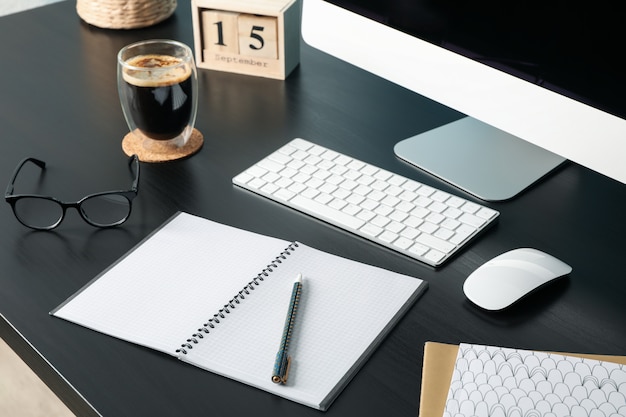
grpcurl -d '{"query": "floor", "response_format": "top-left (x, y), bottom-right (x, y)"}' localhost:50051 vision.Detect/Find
top-left (0, 337), bottom-right (75, 417)
top-left (1, 2), bottom-right (76, 415)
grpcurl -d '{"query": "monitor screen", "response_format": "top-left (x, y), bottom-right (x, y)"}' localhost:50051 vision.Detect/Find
top-left (302, 0), bottom-right (626, 199)
top-left (325, 0), bottom-right (624, 119)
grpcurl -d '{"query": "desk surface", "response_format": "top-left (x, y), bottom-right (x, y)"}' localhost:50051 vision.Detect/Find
top-left (1, 2), bottom-right (625, 416)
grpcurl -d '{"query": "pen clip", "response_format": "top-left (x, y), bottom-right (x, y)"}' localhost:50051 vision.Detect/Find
top-left (282, 355), bottom-right (292, 384)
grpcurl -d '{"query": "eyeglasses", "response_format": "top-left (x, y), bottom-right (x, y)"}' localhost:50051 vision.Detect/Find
top-left (5, 155), bottom-right (139, 230)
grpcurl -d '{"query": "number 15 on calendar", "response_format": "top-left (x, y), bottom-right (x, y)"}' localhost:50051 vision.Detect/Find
top-left (191, 0), bottom-right (301, 80)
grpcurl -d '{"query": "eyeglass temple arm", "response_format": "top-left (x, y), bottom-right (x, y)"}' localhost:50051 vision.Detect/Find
top-left (128, 154), bottom-right (140, 192)
top-left (5, 157), bottom-right (46, 197)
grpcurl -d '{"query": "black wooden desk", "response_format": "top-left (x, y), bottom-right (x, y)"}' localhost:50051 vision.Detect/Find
top-left (1, 2), bottom-right (625, 416)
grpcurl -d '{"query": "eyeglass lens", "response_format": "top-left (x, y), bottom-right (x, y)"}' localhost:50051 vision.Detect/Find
top-left (14, 197), bottom-right (63, 229)
top-left (80, 194), bottom-right (131, 226)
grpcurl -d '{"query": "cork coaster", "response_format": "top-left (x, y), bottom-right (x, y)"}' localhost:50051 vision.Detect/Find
top-left (122, 128), bottom-right (204, 163)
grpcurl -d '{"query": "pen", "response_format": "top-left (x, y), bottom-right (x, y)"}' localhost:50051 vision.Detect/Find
top-left (272, 273), bottom-right (303, 384)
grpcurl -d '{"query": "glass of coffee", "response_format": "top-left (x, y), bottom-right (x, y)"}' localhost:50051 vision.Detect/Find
top-left (117, 40), bottom-right (198, 153)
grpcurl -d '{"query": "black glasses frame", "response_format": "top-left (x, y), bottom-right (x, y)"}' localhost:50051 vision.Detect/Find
top-left (5, 154), bottom-right (140, 230)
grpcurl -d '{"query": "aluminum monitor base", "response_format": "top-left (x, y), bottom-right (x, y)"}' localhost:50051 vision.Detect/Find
top-left (394, 117), bottom-right (567, 201)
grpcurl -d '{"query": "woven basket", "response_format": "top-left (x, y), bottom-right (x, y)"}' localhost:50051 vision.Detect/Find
top-left (77, 0), bottom-right (177, 29)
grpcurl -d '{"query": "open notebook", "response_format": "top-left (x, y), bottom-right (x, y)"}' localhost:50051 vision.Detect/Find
top-left (52, 212), bottom-right (427, 411)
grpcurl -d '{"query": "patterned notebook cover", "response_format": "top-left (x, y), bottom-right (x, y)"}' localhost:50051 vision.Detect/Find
top-left (443, 343), bottom-right (626, 417)
top-left (420, 342), bottom-right (626, 417)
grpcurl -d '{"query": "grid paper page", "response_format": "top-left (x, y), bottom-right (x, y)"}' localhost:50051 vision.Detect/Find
top-left (182, 242), bottom-right (426, 410)
top-left (52, 212), bottom-right (290, 355)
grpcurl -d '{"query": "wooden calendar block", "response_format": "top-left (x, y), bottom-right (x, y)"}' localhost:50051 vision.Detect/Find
top-left (238, 14), bottom-right (278, 59)
top-left (192, 0), bottom-right (300, 80)
top-left (202, 10), bottom-right (239, 55)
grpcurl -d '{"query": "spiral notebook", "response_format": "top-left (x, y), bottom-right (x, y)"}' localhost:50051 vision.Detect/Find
top-left (51, 212), bottom-right (427, 411)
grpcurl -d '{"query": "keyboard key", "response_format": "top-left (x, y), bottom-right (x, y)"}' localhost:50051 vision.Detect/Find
top-left (290, 194), bottom-right (365, 230)
top-left (400, 227), bottom-right (420, 240)
top-left (371, 215), bottom-right (391, 228)
top-left (459, 212), bottom-right (486, 228)
top-left (434, 228), bottom-right (455, 241)
top-left (273, 188), bottom-right (296, 202)
top-left (407, 242), bottom-right (428, 256)
top-left (360, 223), bottom-right (383, 238)
top-left (477, 207), bottom-right (498, 220)
top-left (260, 182), bottom-right (279, 195)
top-left (356, 209), bottom-right (376, 222)
top-left (233, 138), bottom-right (499, 267)
top-left (424, 250), bottom-right (446, 264)
top-left (268, 151), bottom-right (292, 165)
top-left (247, 177), bottom-right (265, 190)
top-left (342, 204), bottom-right (361, 216)
top-left (257, 159), bottom-right (283, 173)
top-left (233, 171), bottom-right (253, 185)
top-left (291, 138), bottom-right (313, 150)
top-left (417, 230), bottom-right (452, 252)
top-left (379, 231), bottom-right (398, 244)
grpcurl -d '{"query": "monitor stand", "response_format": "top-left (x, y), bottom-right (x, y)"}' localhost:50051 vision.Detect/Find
top-left (394, 117), bottom-right (567, 201)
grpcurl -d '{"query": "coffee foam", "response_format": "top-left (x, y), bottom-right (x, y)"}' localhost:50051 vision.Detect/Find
top-left (122, 54), bottom-right (192, 87)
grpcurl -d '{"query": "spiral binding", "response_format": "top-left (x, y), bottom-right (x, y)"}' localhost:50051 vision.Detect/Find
top-left (176, 242), bottom-right (299, 355)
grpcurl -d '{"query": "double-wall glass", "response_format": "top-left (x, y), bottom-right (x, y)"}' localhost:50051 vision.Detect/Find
top-left (117, 39), bottom-right (198, 152)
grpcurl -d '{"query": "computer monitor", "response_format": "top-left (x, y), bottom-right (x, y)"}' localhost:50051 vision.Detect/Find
top-left (301, 0), bottom-right (626, 201)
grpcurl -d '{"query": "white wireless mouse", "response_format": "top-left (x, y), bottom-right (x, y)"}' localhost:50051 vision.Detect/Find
top-left (463, 248), bottom-right (572, 311)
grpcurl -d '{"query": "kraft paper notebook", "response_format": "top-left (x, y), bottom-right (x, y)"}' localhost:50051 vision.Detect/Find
top-left (51, 212), bottom-right (427, 411)
top-left (419, 342), bottom-right (626, 417)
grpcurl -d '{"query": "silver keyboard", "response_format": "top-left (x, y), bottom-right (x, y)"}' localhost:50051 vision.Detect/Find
top-left (233, 138), bottom-right (499, 267)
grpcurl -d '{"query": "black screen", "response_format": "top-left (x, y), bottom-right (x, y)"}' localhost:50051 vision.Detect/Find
top-left (327, 0), bottom-right (625, 119)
